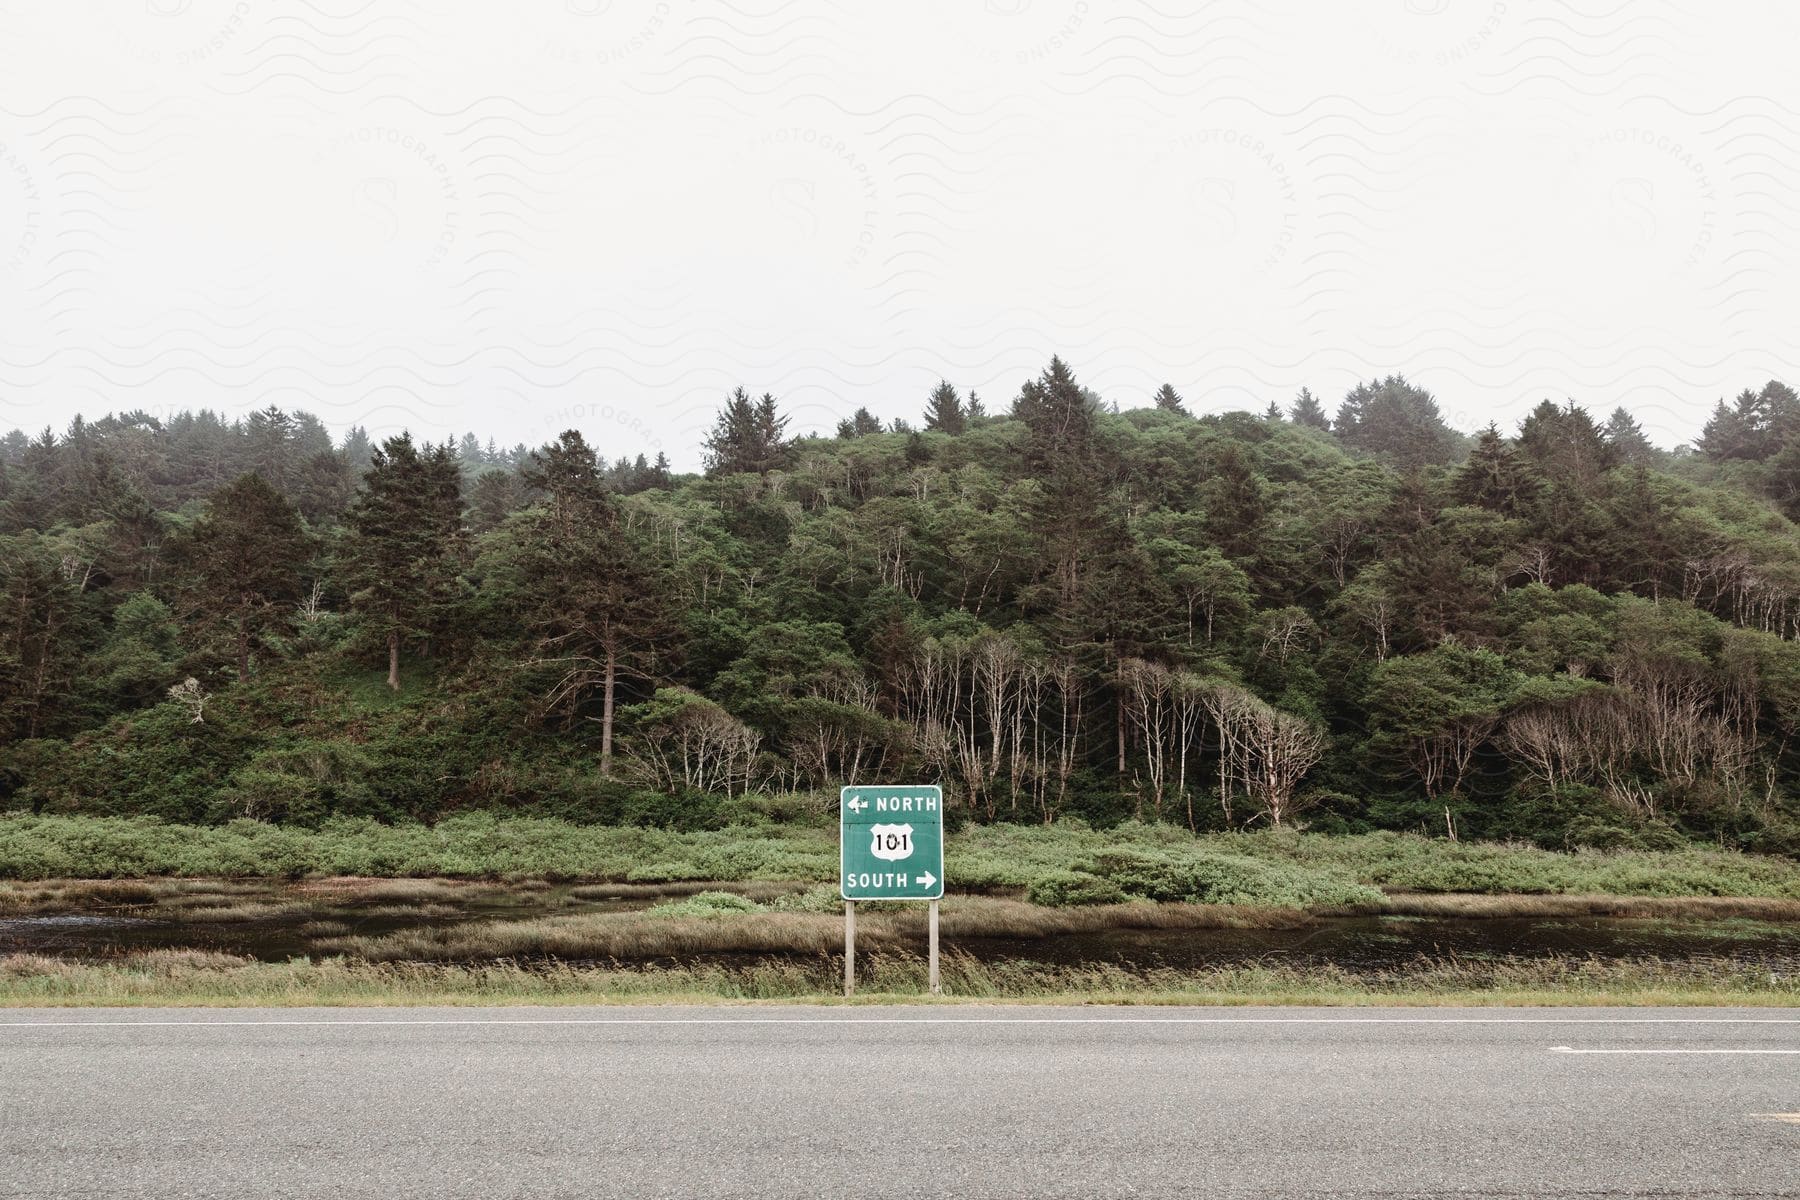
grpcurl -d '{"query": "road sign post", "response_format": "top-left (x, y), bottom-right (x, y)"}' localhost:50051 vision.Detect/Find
top-left (843, 899), bottom-right (855, 998)
top-left (840, 785), bottom-right (945, 998)
top-left (928, 898), bottom-right (940, 995)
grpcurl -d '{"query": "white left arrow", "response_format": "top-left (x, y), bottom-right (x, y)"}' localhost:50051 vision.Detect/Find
top-left (848, 798), bottom-right (868, 813)
top-left (916, 871), bottom-right (937, 890)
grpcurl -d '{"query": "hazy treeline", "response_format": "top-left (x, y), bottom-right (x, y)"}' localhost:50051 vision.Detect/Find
top-left (4, 362), bottom-right (1800, 854)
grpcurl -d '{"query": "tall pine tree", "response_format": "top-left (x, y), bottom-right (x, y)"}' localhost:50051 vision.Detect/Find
top-left (1334, 376), bottom-right (1460, 468)
top-left (341, 435), bottom-right (464, 690)
top-left (1453, 425), bottom-right (1541, 516)
top-left (186, 473), bottom-right (313, 684)
top-left (515, 430), bottom-right (668, 774)
top-left (836, 408), bottom-right (883, 439)
top-left (1517, 400), bottom-right (1612, 482)
top-left (704, 388), bottom-right (791, 475)
top-left (1602, 407), bottom-right (1655, 465)
top-left (1016, 356), bottom-right (1110, 605)
top-left (1290, 387), bottom-right (1330, 429)
top-left (923, 381), bottom-right (967, 434)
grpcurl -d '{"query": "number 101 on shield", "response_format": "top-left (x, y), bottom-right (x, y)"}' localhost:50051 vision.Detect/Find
top-left (839, 785), bottom-right (944, 901)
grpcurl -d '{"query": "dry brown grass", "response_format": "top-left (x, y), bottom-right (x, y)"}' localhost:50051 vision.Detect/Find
top-left (0, 877), bottom-right (250, 913)
top-left (311, 889), bottom-right (1800, 966)
top-left (142, 886), bottom-right (271, 912)
top-left (318, 910), bottom-right (850, 961)
top-left (566, 881), bottom-right (810, 902)
top-left (168, 891), bottom-right (469, 925)
top-left (178, 900), bottom-right (327, 924)
top-left (315, 896), bottom-right (1319, 963)
top-left (290, 877), bottom-right (490, 903)
top-left (1, 949), bottom-right (251, 980)
top-left (0, 876), bottom-right (515, 925)
top-left (0, 947), bottom-right (1794, 1008)
top-left (933, 897), bottom-right (1312, 938)
top-left (1358, 893), bottom-right (1800, 922)
top-left (357, 903), bottom-right (464, 920)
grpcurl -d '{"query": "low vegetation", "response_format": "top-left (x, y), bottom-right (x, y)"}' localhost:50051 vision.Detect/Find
top-left (1, 948), bottom-right (1791, 1009)
top-left (4, 815), bottom-right (1798, 908)
top-left (313, 895), bottom-right (1307, 963)
top-left (3, 849), bottom-right (1795, 1005)
top-left (1342, 893), bottom-right (1800, 921)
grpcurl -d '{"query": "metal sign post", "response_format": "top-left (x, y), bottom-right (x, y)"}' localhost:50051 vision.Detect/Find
top-left (840, 785), bottom-right (945, 998)
top-left (928, 898), bottom-right (940, 995)
top-left (843, 899), bottom-right (855, 998)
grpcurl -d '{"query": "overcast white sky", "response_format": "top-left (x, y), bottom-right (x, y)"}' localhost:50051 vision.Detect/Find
top-left (1, 1), bottom-right (1796, 468)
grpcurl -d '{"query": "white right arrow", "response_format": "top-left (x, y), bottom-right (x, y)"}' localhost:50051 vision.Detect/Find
top-left (915, 871), bottom-right (937, 890)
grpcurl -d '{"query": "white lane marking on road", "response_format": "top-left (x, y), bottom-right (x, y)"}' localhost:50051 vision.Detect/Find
top-left (1550, 1046), bottom-right (1800, 1054)
top-left (0, 1016), bottom-right (1797, 1028)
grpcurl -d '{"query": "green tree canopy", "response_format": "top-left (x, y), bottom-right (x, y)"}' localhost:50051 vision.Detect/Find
top-left (184, 473), bottom-right (313, 684)
top-left (340, 435), bottom-right (464, 690)
top-left (1334, 375), bottom-right (1461, 469)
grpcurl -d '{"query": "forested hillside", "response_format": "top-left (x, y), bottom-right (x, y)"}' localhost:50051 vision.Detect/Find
top-left (5, 361), bottom-right (1800, 854)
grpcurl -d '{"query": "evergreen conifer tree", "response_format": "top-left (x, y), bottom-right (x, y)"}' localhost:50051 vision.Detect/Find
top-left (341, 435), bottom-right (465, 690)
top-left (187, 473), bottom-right (313, 683)
top-left (923, 381), bottom-right (967, 434)
top-left (1290, 387), bottom-right (1330, 429)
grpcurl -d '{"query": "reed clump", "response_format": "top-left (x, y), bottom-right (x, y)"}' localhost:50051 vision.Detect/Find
top-left (290, 877), bottom-right (485, 903)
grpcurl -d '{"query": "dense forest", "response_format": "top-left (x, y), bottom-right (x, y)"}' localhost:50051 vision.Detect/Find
top-left (5, 361), bottom-right (1800, 855)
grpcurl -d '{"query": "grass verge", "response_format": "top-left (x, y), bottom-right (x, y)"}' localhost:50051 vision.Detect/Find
top-left (0, 949), bottom-right (1792, 1008)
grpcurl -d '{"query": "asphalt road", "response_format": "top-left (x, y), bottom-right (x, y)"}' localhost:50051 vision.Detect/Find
top-left (1, 1006), bottom-right (1796, 1199)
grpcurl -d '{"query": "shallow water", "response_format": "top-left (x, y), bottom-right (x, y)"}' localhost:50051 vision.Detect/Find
top-left (3, 880), bottom-right (1798, 974)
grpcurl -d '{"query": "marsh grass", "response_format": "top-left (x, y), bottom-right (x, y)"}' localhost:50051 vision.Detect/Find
top-left (320, 910), bottom-right (863, 961)
top-left (1623, 916), bottom-right (1800, 942)
top-left (290, 878), bottom-right (484, 903)
top-left (0, 878), bottom-right (266, 916)
top-left (178, 901), bottom-right (328, 924)
top-left (0, 948), bottom-right (1792, 1008)
top-left (315, 896), bottom-right (1327, 964)
top-left (1351, 893), bottom-right (1800, 921)
top-left (569, 881), bottom-right (810, 902)
top-left (357, 903), bottom-right (463, 920)
top-left (0, 880), bottom-right (170, 914)
top-left (6, 870), bottom-right (1797, 978)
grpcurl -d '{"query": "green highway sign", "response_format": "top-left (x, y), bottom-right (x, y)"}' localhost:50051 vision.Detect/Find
top-left (839, 785), bottom-right (944, 900)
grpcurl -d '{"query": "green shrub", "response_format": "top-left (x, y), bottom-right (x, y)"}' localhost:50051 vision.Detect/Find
top-left (1026, 870), bottom-right (1128, 907)
top-left (1087, 849), bottom-right (1381, 908)
top-left (646, 891), bottom-right (761, 917)
top-left (767, 883), bottom-right (846, 913)
top-left (2, 814), bottom-right (1797, 907)
top-left (625, 861), bottom-right (713, 883)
